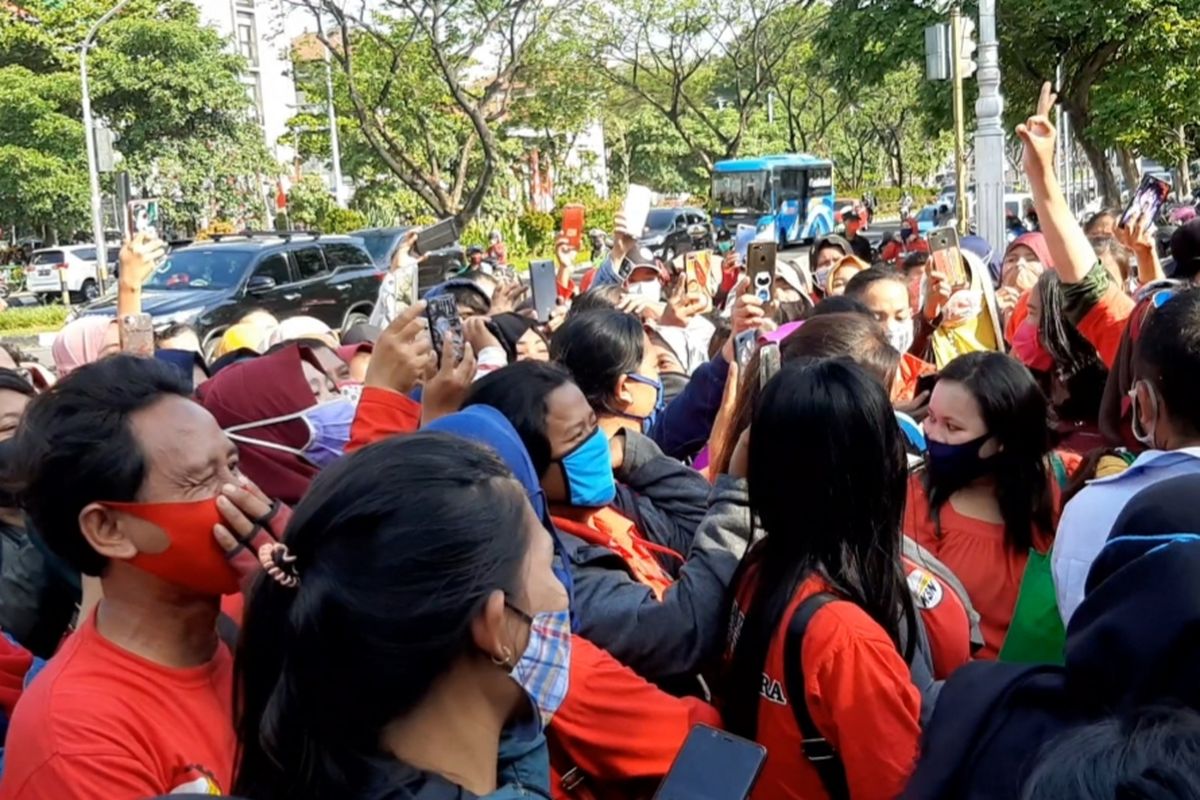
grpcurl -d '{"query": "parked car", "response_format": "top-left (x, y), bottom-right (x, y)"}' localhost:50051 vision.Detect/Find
top-left (81, 233), bottom-right (381, 359)
top-left (349, 227), bottom-right (465, 298)
top-left (638, 207), bottom-right (713, 262)
top-left (25, 245), bottom-right (119, 304)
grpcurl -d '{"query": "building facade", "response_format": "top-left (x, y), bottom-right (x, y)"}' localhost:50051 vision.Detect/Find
top-left (191, 0), bottom-right (296, 161)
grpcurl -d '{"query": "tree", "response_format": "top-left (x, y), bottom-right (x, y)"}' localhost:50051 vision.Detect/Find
top-left (0, 0), bottom-right (276, 236)
top-left (587, 0), bottom-right (799, 172)
top-left (293, 0), bottom-right (581, 228)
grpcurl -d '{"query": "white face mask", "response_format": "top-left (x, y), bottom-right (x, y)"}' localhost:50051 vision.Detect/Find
top-left (626, 280), bottom-right (662, 302)
top-left (886, 319), bottom-right (915, 354)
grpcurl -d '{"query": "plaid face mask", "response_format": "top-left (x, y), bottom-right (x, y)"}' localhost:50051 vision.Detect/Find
top-left (505, 603), bottom-right (572, 729)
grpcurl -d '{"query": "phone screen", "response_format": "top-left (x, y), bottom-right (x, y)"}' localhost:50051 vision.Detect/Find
top-left (529, 260), bottom-right (557, 324)
top-left (623, 185), bottom-right (652, 237)
top-left (1121, 174), bottom-right (1171, 229)
top-left (928, 226), bottom-right (967, 286)
top-left (747, 242), bottom-right (777, 303)
top-left (562, 204), bottom-right (585, 250)
top-left (415, 218), bottom-right (459, 255)
top-left (424, 296), bottom-right (464, 366)
top-left (734, 330), bottom-right (757, 370)
top-left (759, 343), bottom-right (781, 389)
top-left (654, 725), bottom-right (767, 800)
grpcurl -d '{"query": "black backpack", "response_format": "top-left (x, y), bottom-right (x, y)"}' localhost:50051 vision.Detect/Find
top-left (783, 592), bottom-right (850, 800)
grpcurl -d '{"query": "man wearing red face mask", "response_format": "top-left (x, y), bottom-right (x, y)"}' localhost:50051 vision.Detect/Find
top-left (0, 356), bottom-right (254, 799)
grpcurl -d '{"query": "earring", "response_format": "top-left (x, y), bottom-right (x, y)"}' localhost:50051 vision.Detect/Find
top-left (490, 645), bottom-right (514, 669)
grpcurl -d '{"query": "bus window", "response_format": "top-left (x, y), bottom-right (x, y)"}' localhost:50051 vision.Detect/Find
top-left (804, 168), bottom-right (833, 198)
top-left (713, 172), bottom-right (769, 212)
top-left (779, 169), bottom-right (802, 199)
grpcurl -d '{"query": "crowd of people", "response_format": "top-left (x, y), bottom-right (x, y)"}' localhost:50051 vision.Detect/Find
top-left (0, 84), bottom-right (1197, 800)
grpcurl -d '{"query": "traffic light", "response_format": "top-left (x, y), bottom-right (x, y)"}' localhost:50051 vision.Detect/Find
top-left (959, 16), bottom-right (978, 78)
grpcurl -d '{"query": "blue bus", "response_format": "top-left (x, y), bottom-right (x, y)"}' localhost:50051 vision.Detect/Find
top-left (710, 154), bottom-right (835, 246)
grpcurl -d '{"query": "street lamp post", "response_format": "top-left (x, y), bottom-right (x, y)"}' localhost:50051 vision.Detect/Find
top-left (81, 0), bottom-right (133, 294)
top-left (324, 48), bottom-right (345, 208)
top-left (973, 0), bottom-right (1006, 252)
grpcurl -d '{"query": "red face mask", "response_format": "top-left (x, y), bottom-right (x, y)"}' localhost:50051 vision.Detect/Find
top-left (103, 497), bottom-right (240, 596)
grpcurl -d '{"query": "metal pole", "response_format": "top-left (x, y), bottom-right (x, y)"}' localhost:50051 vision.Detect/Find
top-left (973, 0), bottom-right (1006, 252)
top-left (324, 48), bottom-right (345, 208)
top-left (81, 0), bottom-right (133, 296)
top-left (950, 5), bottom-right (968, 235)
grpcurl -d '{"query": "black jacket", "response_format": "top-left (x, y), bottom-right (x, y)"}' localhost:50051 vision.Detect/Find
top-left (902, 541), bottom-right (1200, 799)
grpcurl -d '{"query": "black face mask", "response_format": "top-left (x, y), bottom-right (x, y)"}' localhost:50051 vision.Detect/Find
top-left (659, 371), bottom-right (690, 406)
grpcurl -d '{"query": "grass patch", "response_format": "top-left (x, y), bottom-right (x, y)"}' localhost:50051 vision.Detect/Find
top-left (0, 305), bottom-right (70, 335)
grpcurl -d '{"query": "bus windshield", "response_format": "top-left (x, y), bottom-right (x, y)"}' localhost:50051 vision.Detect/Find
top-left (712, 171), bottom-right (769, 212)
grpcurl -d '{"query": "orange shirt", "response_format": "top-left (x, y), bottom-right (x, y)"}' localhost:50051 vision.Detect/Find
top-left (0, 611), bottom-right (235, 799)
top-left (893, 352), bottom-right (936, 403)
top-left (1077, 287), bottom-right (1134, 368)
top-left (902, 454), bottom-right (1080, 659)
top-left (728, 573), bottom-right (921, 800)
top-left (552, 506), bottom-right (681, 600)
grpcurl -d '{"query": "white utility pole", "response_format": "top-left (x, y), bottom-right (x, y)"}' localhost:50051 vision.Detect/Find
top-left (973, 0), bottom-right (1006, 251)
top-left (324, 47), bottom-right (345, 208)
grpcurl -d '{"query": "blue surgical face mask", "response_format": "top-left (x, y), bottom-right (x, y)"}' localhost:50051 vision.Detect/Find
top-left (554, 428), bottom-right (616, 507)
top-left (225, 396), bottom-right (355, 468)
top-left (625, 372), bottom-right (665, 433)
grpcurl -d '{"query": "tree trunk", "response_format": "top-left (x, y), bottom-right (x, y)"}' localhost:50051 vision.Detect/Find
top-left (1118, 148), bottom-right (1139, 194)
top-left (1077, 133), bottom-right (1120, 209)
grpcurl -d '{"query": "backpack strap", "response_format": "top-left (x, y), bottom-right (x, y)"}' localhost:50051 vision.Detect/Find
top-left (783, 592), bottom-right (850, 800)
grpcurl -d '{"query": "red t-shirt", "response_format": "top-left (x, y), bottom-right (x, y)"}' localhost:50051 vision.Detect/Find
top-left (0, 611), bottom-right (236, 799)
top-left (727, 573), bottom-right (921, 800)
top-left (902, 453), bottom-right (1080, 659)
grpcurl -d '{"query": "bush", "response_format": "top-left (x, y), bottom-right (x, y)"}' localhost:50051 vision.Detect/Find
top-left (0, 304), bottom-right (70, 333)
top-left (323, 208), bottom-right (368, 234)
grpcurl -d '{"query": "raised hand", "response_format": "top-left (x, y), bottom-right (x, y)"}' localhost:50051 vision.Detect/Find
top-left (420, 337), bottom-right (477, 426)
top-left (118, 232), bottom-right (166, 290)
top-left (1016, 82), bottom-right (1058, 183)
top-left (365, 301), bottom-right (433, 394)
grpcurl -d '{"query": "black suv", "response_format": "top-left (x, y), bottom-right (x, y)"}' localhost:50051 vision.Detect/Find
top-left (82, 233), bottom-right (381, 356)
top-left (350, 227), bottom-right (465, 297)
top-left (638, 207), bottom-right (714, 262)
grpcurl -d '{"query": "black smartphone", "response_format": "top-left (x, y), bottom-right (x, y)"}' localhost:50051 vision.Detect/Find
top-left (529, 259), bottom-right (557, 324)
top-left (928, 226), bottom-right (967, 286)
top-left (653, 724), bottom-right (767, 800)
top-left (734, 329), bottom-right (757, 369)
top-left (424, 295), bottom-right (464, 366)
top-left (758, 342), bottom-right (781, 389)
top-left (415, 218), bottom-right (459, 255)
top-left (747, 241), bottom-right (777, 303)
top-left (915, 372), bottom-right (939, 398)
top-left (1121, 174), bottom-right (1171, 229)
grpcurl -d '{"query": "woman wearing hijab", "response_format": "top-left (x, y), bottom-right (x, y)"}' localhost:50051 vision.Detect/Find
top-left (464, 360), bottom-right (742, 685)
top-left (997, 232), bottom-right (1054, 337)
top-left (50, 317), bottom-right (119, 377)
top-left (490, 313), bottom-right (550, 363)
top-left (195, 344), bottom-right (353, 505)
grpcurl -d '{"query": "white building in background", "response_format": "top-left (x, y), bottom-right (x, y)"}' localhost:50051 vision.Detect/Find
top-left (191, 0), bottom-right (297, 161)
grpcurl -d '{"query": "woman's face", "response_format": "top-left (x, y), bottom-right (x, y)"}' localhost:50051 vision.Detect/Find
top-left (515, 328), bottom-right (549, 362)
top-left (300, 360), bottom-right (337, 403)
top-left (923, 380), bottom-right (999, 456)
top-left (1026, 287), bottom-right (1043, 328)
top-left (814, 247), bottom-right (844, 274)
top-left (829, 265), bottom-right (859, 296)
top-left (772, 277), bottom-right (802, 304)
top-left (618, 333), bottom-right (661, 419)
top-left (0, 389), bottom-right (29, 440)
top-left (862, 280), bottom-right (913, 325)
top-left (540, 382), bottom-right (598, 504)
top-left (1002, 244), bottom-right (1044, 291)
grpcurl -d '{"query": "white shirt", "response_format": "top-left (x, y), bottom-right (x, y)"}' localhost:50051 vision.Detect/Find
top-left (1053, 447), bottom-right (1200, 625)
top-left (368, 261), bottom-right (416, 329)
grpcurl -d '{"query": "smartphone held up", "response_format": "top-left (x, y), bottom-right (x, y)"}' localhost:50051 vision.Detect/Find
top-left (1121, 174), bottom-right (1171, 229)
